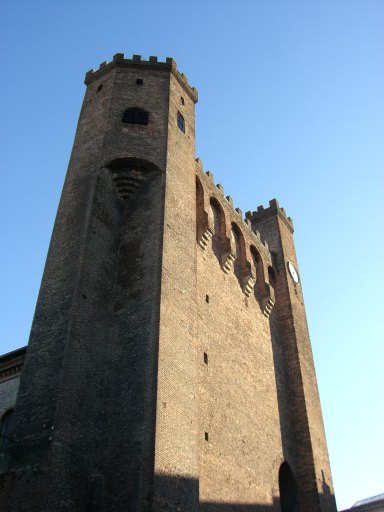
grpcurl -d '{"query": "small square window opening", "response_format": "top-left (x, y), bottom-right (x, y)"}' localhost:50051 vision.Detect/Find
top-left (136, 78), bottom-right (143, 85)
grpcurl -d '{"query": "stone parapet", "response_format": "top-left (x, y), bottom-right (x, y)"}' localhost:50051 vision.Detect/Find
top-left (85, 53), bottom-right (198, 103)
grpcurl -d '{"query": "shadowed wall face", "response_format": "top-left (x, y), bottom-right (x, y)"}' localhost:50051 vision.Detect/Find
top-left (1, 59), bottom-right (176, 511)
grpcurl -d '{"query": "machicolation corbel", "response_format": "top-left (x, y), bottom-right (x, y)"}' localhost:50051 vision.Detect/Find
top-left (262, 296), bottom-right (275, 317)
top-left (243, 275), bottom-right (256, 297)
top-left (261, 283), bottom-right (275, 318)
top-left (221, 253), bottom-right (236, 274)
top-left (199, 227), bottom-right (214, 250)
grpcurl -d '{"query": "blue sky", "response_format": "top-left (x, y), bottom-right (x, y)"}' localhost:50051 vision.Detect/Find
top-left (1, 1), bottom-right (383, 509)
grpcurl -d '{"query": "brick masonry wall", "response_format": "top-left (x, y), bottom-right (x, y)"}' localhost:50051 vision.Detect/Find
top-left (196, 172), bottom-right (283, 510)
top-left (153, 71), bottom-right (200, 511)
top-left (1, 56), bottom-right (336, 512)
top-left (1, 60), bottom-right (188, 511)
top-left (250, 205), bottom-right (336, 512)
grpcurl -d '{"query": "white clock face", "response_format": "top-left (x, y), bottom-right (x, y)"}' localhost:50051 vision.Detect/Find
top-left (288, 261), bottom-right (299, 284)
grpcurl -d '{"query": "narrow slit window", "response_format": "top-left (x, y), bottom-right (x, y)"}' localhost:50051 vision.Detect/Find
top-left (122, 108), bottom-right (149, 125)
top-left (204, 352), bottom-right (208, 365)
top-left (177, 111), bottom-right (185, 133)
top-left (204, 432), bottom-right (209, 441)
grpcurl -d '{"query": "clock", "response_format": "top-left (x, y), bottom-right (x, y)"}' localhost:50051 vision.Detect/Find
top-left (287, 261), bottom-right (299, 284)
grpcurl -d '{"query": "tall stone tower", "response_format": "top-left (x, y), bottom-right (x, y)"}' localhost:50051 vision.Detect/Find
top-left (0, 54), bottom-right (337, 512)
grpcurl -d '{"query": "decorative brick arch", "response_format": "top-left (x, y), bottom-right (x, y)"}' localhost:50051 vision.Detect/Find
top-left (209, 197), bottom-right (226, 261)
top-left (250, 245), bottom-right (265, 296)
top-left (231, 222), bottom-right (246, 286)
top-left (106, 157), bottom-right (161, 202)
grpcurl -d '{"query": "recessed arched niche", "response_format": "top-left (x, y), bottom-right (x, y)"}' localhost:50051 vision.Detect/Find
top-left (231, 222), bottom-right (246, 286)
top-left (106, 157), bottom-right (161, 203)
top-left (279, 462), bottom-right (299, 512)
top-left (250, 245), bottom-right (265, 297)
top-left (196, 177), bottom-right (205, 236)
top-left (208, 197), bottom-right (226, 261)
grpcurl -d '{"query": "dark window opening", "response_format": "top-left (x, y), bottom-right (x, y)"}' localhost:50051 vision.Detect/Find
top-left (136, 78), bottom-right (143, 85)
top-left (181, 96), bottom-right (185, 105)
top-left (97, 84), bottom-right (103, 92)
top-left (122, 108), bottom-right (149, 125)
top-left (204, 352), bottom-right (208, 365)
top-left (204, 432), bottom-right (209, 441)
top-left (205, 294), bottom-right (210, 304)
top-left (177, 111), bottom-right (185, 133)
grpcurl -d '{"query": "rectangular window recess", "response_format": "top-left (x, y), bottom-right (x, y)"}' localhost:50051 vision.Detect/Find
top-left (205, 294), bottom-right (210, 303)
top-left (136, 78), bottom-right (143, 85)
top-left (204, 432), bottom-right (209, 441)
top-left (204, 352), bottom-right (208, 365)
top-left (177, 111), bottom-right (185, 133)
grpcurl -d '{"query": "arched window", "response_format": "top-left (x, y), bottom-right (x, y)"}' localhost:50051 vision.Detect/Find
top-left (251, 246), bottom-right (264, 280)
top-left (279, 462), bottom-right (299, 512)
top-left (196, 177), bottom-right (205, 241)
top-left (251, 246), bottom-right (265, 297)
top-left (231, 223), bottom-right (246, 285)
top-left (0, 409), bottom-right (15, 453)
top-left (122, 108), bottom-right (149, 125)
top-left (209, 198), bottom-right (225, 260)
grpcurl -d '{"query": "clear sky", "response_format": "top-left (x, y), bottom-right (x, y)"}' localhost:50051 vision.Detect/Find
top-left (1, 1), bottom-right (383, 509)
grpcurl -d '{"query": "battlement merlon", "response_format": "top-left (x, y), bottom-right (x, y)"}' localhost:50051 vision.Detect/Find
top-left (84, 53), bottom-right (199, 103)
top-left (245, 199), bottom-right (294, 233)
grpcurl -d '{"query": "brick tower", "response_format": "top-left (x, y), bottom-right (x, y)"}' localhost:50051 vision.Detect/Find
top-left (0, 55), bottom-right (337, 512)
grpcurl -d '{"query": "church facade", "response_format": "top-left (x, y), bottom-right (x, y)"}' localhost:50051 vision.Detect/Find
top-left (0, 55), bottom-right (336, 512)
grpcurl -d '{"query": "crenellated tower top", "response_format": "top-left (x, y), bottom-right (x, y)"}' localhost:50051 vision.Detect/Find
top-left (84, 53), bottom-right (198, 103)
top-left (246, 198), bottom-right (294, 233)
